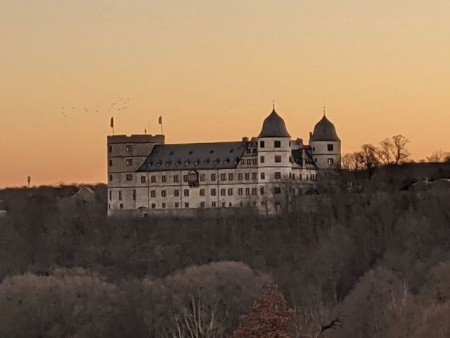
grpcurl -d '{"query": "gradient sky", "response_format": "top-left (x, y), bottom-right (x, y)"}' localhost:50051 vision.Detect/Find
top-left (1, 0), bottom-right (449, 187)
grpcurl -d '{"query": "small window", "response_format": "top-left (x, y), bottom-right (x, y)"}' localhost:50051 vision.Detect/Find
top-left (184, 189), bottom-right (189, 197)
top-left (173, 175), bottom-right (179, 183)
top-left (245, 173), bottom-right (250, 180)
top-left (126, 174), bottom-right (133, 181)
top-left (252, 159), bottom-right (257, 165)
top-left (327, 144), bottom-right (334, 151)
top-left (161, 190), bottom-right (167, 198)
top-left (108, 145), bottom-right (112, 153)
top-left (184, 202), bottom-right (189, 208)
top-left (151, 203), bottom-right (156, 209)
top-left (228, 173), bottom-right (233, 181)
top-left (274, 172), bottom-right (281, 179)
top-left (109, 159), bottom-right (113, 166)
top-left (200, 202), bottom-right (205, 208)
top-left (229, 202), bottom-right (232, 207)
top-left (222, 202), bottom-right (226, 207)
top-left (252, 172), bottom-right (257, 180)
top-left (252, 148), bottom-right (257, 154)
top-left (174, 189), bottom-right (180, 197)
top-left (238, 173), bottom-right (243, 180)
top-left (212, 202), bottom-right (217, 207)
top-left (109, 191), bottom-right (112, 200)
top-left (183, 175), bottom-right (189, 182)
top-left (261, 172), bottom-right (265, 179)
top-left (211, 188), bottom-right (216, 196)
top-left (220, 173), bottom-right (226, 181)
top-left (274, 187), bottom-right (282, 194)
top-left (260, 187), bottom-right (265, 195)
top-left (275, 155), bottom-right (282, 163)
top-left (162, 175), bottom-right (167, 183)
top-left (126, 145), bottom-right (133, 152)
top-left (150, 190), bottom-right (156, 198)
top-left (274, 140), bottom-right (281, 148)
top-left (327, 158), bottom-right (335, 165)
top-left (238, 188), bottom-right (243, 196)
top-left (252, 188), bottom-right (257, 195)
top-left (126, 159), bottom-right (133, 166)
top-left (260, 141), bottom-right (265, 148)
top-left (220, 189), bottom-right (226, 196)
top-left (133, 189), bottom-right (136, 201)
top-left (120, 203), bottom-right (123, 209)
top-left (141, 176), bottom-right (146, 183)
top-left (211, 174), bottom-right (216, 181)
top-left (260, 156), bottom-right (265, 164)
top-left (200, 189), bottom-right (205, 196)
top-left (162, 203), bottom-right (166, 208)
top-left (175, 202), bottom-right (179, 208)
top-left (200, 174), bottom-right (205, 181)
top-left (109, 175), bottom-right (113, 182)
top-left (151, 176), bottom-right (156, 183)
top-left (228, 188), bottom-right (233, 196)
top-left (245, 188), bottom-right (250, 195)
top-left (118, 190), bottom-right (122, 200)
top-left (246, 159), bottom-right (252, 165)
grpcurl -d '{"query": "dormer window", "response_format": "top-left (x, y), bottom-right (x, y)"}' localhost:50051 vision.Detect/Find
top-left (260, 141), bottom-right (265, 148)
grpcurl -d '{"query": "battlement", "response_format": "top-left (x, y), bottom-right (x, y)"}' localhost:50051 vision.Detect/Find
top-left (107, 134), bottom-right (165, 145)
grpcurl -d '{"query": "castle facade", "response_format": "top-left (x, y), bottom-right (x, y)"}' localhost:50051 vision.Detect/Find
top-left (107, 108), bottom-right (341, 216)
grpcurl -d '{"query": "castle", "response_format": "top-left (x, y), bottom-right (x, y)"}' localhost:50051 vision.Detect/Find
top-left (107, 107), bottom-right (341, 216)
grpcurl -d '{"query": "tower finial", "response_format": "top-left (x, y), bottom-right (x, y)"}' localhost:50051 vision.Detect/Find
top-left (323, 105), bottom-right (326, 117)
top-left (272, 99), bottom-right (275, 111)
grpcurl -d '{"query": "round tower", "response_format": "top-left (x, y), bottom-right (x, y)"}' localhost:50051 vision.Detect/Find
top-left (309, 112), bottom-right (341, 169)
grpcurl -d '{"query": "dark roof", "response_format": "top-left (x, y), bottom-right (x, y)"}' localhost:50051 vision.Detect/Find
top-left (137, 142), bottom-right (249, 172)
top-left (310, 115), bottom-right (340, 142)
top-left (258, 109), bottom-right (291, 138)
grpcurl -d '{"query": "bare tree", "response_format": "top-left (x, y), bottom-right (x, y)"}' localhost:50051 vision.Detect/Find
top-left (426, 150), bottom-right (450, 163)
top-left (391, 135), bottom-right (411, 164)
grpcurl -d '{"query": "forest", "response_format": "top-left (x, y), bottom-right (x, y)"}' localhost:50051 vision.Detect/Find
top-left (0, 162), bottom-right (449, 337)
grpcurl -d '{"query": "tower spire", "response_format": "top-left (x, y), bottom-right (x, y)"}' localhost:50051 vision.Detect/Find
top-left (323, 105), bottom-right (326, 117)
top-left (272, 99), bottom-right (275, 112)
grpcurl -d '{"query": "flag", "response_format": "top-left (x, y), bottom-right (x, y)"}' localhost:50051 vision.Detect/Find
top-left (158, 116), bottom-right (162, 125)
top-left (110, 117), bottom-right (114, 128)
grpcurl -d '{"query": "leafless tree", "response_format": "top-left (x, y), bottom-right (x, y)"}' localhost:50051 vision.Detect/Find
top-left (426, 150), bottom-right (450, 163)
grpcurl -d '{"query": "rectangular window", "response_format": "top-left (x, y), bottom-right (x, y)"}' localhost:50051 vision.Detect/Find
top-left (274, 140), bottom-right (281, 148)
top-left (229, 202), bottom-right (232, 207)
top-left (199, 189), bottom-right (205, 196)
top-left (222, 202), bottom-right (226, 207)
top-left (238, 173), bottom-right (243, 180)
top-left (228, 188), bottom-right (233, 196)
top-left (211, 188), bottom-right (216, 196)
top-left (150, 190), bottom-right (156, 198)
top-left (274, 172), bottom-right (281, 179)
top-left (126, 159), bottom-right (133, 166)
top-left (174, 189), bottom-right (179, 197)
top-left (141, 176), bottom-right (146, 183)
top-left (245, 173), bottom-right (250, 180)
top-left (200, 174), bottom-right (205, 181)
top-left (133, 189), bottom-right (136, 200)
top-left (120, 203), bottom-right (123, 209)
top-left (292, 173), bottom-right (295, 180)
top-left (228, 173), bottom-right (234, 181)
top-left (260, 172), bottom-right (265, 179)
top-left (108, 145), bottom-right (112, 153)
top-left (246, 159), bottom-right (252, 165)
top-left (274, 187), bottom-right (282, 194)
top-left (184, 189), bottom-right (189, 197)
top-left (252, 159), bottom-right (257, 165)
top-left (162, 175), bottom-right (167, 183)
top-left (252, 188), bottom-right (257, 195)
top-left (212, 202), bottom-right (217, 207)
top-left (151, 203), bottom-right (156, 209)
top-left (238, 188), bottom-right (243, 196)
top-left (252, 172), bottom-right (257, 180)
top-left (211, 174), bottom-right (216, 181)
top-left (162, 203), bottom-right (166, 208)
top-left (183, 175), bottom-right (189, 182)
top-left (126, 174), bottom-right (133, 181)
top-left (161, 190), bottom-right (167, 198)
top-left (184, 202), bottom-right (189, 208)
top-left (175, 202), bottom-right (179, 208)
top-left (260, 156), bottom-right (265, 164)
top-left (220, 188), bottom-right (226, 196)
top-left (220, 173), bottom-right (226, 181)
top-left (260, 141), bottom-right (265, 148)
top-left (327, 144), bottom-right (334, 151)
top-left (327, 158), bottom-right (335, 165)
top-left (126, 145), bottom-right (133, 152)
top-left (252, 148), bottom-right (257, 154)
top-left (109, 191), bottom-right (112, 200)
top-left (151, 176), bottom-right (156, 183)
top-left (245, 188), bottom-right (250, 195)
top-left (260, 187), bottom-right (265, 195)
top-left (275, 155), bottom-right (282, 163)
top-left (109, 159), bottom-right (113, 166)
top-left (119, 190), bottom-right (122, 200)
top-left (200, 202), bottom-right (205, 208)
top-left (109, 175), bottom-right (113, 182)
top-left (173, 175), bottom-right (179, 183)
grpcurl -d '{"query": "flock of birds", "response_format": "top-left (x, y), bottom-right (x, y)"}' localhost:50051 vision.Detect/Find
top-left (60, 97), bottom-right (131, 119)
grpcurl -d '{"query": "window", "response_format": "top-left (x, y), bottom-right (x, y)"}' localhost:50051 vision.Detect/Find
top-left (260, 141), bottom-right (265, 148)
top-left (184, 202), bottom-right (189, 208)
top-left (260, 172), bottom-right (265, 179)
top-left (109, 191), bottom-right (112, 200)
top-left (150, 190), bottom-right (156, 198)
top-left (289, 156), bottom-right (293, 163)
top-left (108, 145), bottom-right (112, 153)
top-left (274, 187), bottom-right (282, 194)
top-left (119, 190), bottom-right (122, 200)
top-left (220, 189), bottom-right (226, 196)
top-left (173, 175), bottom-right (179, 183)
top-left (252, 159), bottom-right (257, 165)
top-left (151, 176), bottom-right (156, 183)
top-left (246, 148), bottom-right (251, 154)
top-left (275, 155), bottom-right (282, 163)
top-left (252, 188), bottom-right (257, 195)
top-left (133, 189), bottom-right (136, 201)
top-left (228, 173), bottom-right (234, 181)
top-left (260, 187), bottom-right (265, 195)
top-left (252, 172), bottom-right (257, 180)
top-left (162, 175), bottom-right (167, 183)
top-left (141, 176), bottom-right (146, 183)
top-left (252, 148), bottom-right (257, 154)
top-left (327, 144), bottom-right (334, 151)
top-left (109, 159), bottom-right (112, 166)
top-left (292, 173), bottom-right (295, 180)
top-left (200, 174), bottom-right (205, 181)
top-left (229, 202), bottom-right (232, 207)
top-left (300, 174), bottom-right (303, 180)
top-left (220, 173), bottom-right (226, 181)
top-left (274, 140), bottom-right (281, 148)
top-left (175, 202), bottom-right (179, 208)
top-left (109, 175), bottom-right (113, 182)
top-left (200, 189), bottom-right (205, 196)
top-left (126, 145), bottom-right (133, 152)
top-left (274, 172), bottom-right (281, 179)
top-left (161, 190), bottom-right (167, 197)
top-left (183, 175), bottom-right (189, 182)
top-left (184, 189), bottom-right (189, 197)
top-left (200, 202), bottom-right (205, 208)
top-left (327, 158), bottom-right (335, 165)
top-left (260, 156), bottom-right (265, 164)
top-left (238, 188), bottom-right (243, 196)
top-left (222, 202), bottom-right (226, 207)
top-left (228, 188), bottom-right (233, 196)
top-left (238, 173), bottom-right (243, 180)
top-left (126, 174), bottom-right (133, 181)
top-left (126, 159), bottom-right (133, 166)
top-left (211, 174), bottom-right (216, 181)
top-left (212, 202), bottom-right (217, 207)
top-left (162, 203), bottom-right (166, 208)
top-left (245, 188), bottom-right (250, 195)
top-left (174, 189), bottom-right (180, 197)
top-left (245, 173), bottom-right (250, 180)
top-left (120, 203), bottom-right (123, 209)
top-left (151, 203), bottom-right (156, 209)
top-left (246, 159), bottom-right (252, 165)
top-left (211, 188), bottom-right (216, 196)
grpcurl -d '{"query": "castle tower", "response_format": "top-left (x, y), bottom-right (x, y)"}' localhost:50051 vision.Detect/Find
top-left (257, 107), bottom-right (292, 211)
top-left (309, 112), bottom-right (341, 169)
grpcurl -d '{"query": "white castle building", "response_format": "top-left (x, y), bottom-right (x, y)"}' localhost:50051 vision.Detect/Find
top-left (107, 107), bottom-right (341, 216)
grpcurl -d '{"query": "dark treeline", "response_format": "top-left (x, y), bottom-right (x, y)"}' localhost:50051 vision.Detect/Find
top-left (0, 163), bottom-right (449, 337)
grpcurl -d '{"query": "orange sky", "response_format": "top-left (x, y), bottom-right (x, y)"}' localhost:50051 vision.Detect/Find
top-left (1, 1), bottom-right (449, 188)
